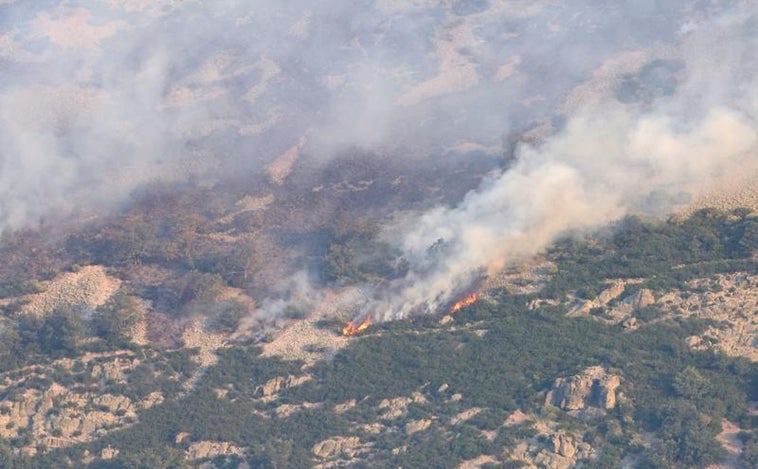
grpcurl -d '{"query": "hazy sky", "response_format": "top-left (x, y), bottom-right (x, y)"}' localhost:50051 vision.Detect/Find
top-left (2, 0), bottom-right (748, 227)
top-left (0, 1), bottom-right (755, 319)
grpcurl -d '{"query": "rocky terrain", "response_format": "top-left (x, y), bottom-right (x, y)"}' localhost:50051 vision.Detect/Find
top-left (0, 350), bottom-right (168, 457)
top-left (17, 266), bottom-right (120, 318)
top-left (0, 195), bottom-right (753, 469)
top-left (265, 365), bottom-right (622, 469)
top-left (0, 2), bottom-right (754, 467)
top-left (561, 274), bottom-right (757, 363)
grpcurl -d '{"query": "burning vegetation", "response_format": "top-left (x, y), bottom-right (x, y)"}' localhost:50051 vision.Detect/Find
top-left (342, 315), bottom-right (372, 336)
top-left (450, 293), bottom-right (478, 314)
top-left (340, 292), bottom-right (479, 337)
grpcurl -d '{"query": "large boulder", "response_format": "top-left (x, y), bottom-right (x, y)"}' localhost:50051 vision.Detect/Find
top-left (546, 366), bottom-right (621, 411)
top-left (549, 431), bottom-right (577, 458)
top-left (405, 419), bottom-right (432, 435)
top-left (187, 441), bottom-right (244, 460)
top-left (630, 288), bottom-right (656, 309)
top-left (567, 282), bottom-right (626, 317)
top-left (254, 374), bottom-right (312, 399)
top-left (312, 436), bottom-right (361, 459)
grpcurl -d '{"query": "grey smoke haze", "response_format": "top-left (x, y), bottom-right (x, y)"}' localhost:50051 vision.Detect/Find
top-left (0, 0), bottom-right (730, 224)
top-left (365, 4), bottom-right (758, 320)
top-left (0, 1), bottom-right (755, 319)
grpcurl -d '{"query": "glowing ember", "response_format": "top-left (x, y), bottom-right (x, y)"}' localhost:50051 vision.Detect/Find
top-left (342, 315), bottom-right (372, 336)
top-left (450, 293), bottom-right (478, 314)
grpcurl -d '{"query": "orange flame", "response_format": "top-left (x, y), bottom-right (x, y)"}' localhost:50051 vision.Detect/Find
top-left (342, 315), bottom-right (372, 336)
top-left (450, 293), bottom-right (478, 314)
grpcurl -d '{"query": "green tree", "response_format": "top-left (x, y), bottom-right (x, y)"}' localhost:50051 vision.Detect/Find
top-left (209, 300), bottom-right (248, 333)
top-left (651, 401), bottom-right (725, 468)
top-left (117, 445), bottom-right (189, 469)
top-left (38, 307), bottom-right (83, 358)
top-left (673, 366), bottom-right (711, 401)
top-left (741, 432), bottom-right (758, 468)
top-left (92, 290), bottom-right (141, 345)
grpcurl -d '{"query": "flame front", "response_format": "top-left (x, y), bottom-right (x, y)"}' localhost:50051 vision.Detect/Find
top-left (342, 315), bottom-right (372, 336)
top-left (450, 293), bottom-right (478, 314)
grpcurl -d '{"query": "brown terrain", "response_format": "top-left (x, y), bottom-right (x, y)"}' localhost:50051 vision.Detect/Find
top-left (0, 151), bottom-right (752, 466)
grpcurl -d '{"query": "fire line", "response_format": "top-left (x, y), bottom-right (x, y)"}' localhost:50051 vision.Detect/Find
top-left (450, 293), bottom-right (478, 314)
top-left (342, 315), bottom-right (372, 336)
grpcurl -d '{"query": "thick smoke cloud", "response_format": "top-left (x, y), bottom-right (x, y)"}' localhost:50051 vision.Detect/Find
top-left (0, 1), bottom-right (755, 321)
top-left (1, 0), bottom-right (734, 227)
top-left (375, 107), bottom-right (756, 319)
top-left (366, 5), bottom-right (758, 320)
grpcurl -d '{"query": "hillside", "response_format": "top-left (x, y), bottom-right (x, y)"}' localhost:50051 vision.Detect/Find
top-left (0, 204), bottom-right (754, 468)
top-left (0, 1), bottom-right (756, 468)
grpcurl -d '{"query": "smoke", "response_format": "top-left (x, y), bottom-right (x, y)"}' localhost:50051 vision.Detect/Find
top-left (1, 0), bottom-right (738, 227)
top-left (362, 5), bottom-right (758, 320)
top-left (0, 1), bottom-right (755, 321)
top-left (372, 106), bottom-right (756, 319)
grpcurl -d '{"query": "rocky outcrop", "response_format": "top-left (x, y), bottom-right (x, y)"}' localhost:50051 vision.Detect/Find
top-left (312, 436), bottom-right (362, 459)
top-left (567, 282), bottom-right (625, 317)
top-left (254, 374), bottom-right (312, 399)
top-left (533, 447), bottom-right (584, 469)
top-left (457, 455), bottom-right (499, 468)
top-left (0, 355), bottom-right (165, 455)
top-left (182, 320), bottom-right (226, 368)
top-left (597, 283), bottom-right (626, 305)
top-left (0, 384), bottom-right (136, 445)
top-left (186, 441), bottom-right (244, 460)
top-left (546, 366), bottom-right (621, 412)
top-left (100, 445), bottom-right (119, 460)
top-left (450, 408), bottom-right (483, 426)
top-left (405, 419), bottom-right (432, 435)
top-left (665, 273), bottom-right (758, 362)
top-left (548, 431), bottom-right (577, 458)
top-left (378, 392), bottom-right (426, 420)
top-left (484, 259), bottom-right (557, 295)
top-left (93, 394), bottom-right (133, 413)
top-left (604, 288), bottom-right (657, 324)
top-left (266, 136), bottom-right (304, 185)
top-left (507, 425), bottom-right (595, 469)
top-left (21, 265), bottom-right (120, 317)
top-left (629, 288), bottom-right (656, 309)
top-left (91, 357), bottom-right (140, 383)
top-left (378, 397), bottom-right (412, 420)
top-left (274, 402), bottom-right (320, 418)
top-left (334, 399), bottom-right (356, 413)
top-left (138, 391), bottom-right (164, 409)
top-left (261, 317), bottom-right (351, 364)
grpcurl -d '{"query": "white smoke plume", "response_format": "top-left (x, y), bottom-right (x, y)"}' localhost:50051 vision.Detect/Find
top-left (364, 6), bottom-right (758, 320)
top-left (372, 107), bottom-right (756, 320)
top-left (3, 0), bottom-right (743, 228)
top-left (0, 1), bottom-right (755, 322)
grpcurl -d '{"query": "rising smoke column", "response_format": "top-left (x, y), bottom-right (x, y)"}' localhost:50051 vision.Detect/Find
top-left (367, 7), bottom-right (757, 321)
top-left (0, 1), bottom-right (755, 323)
